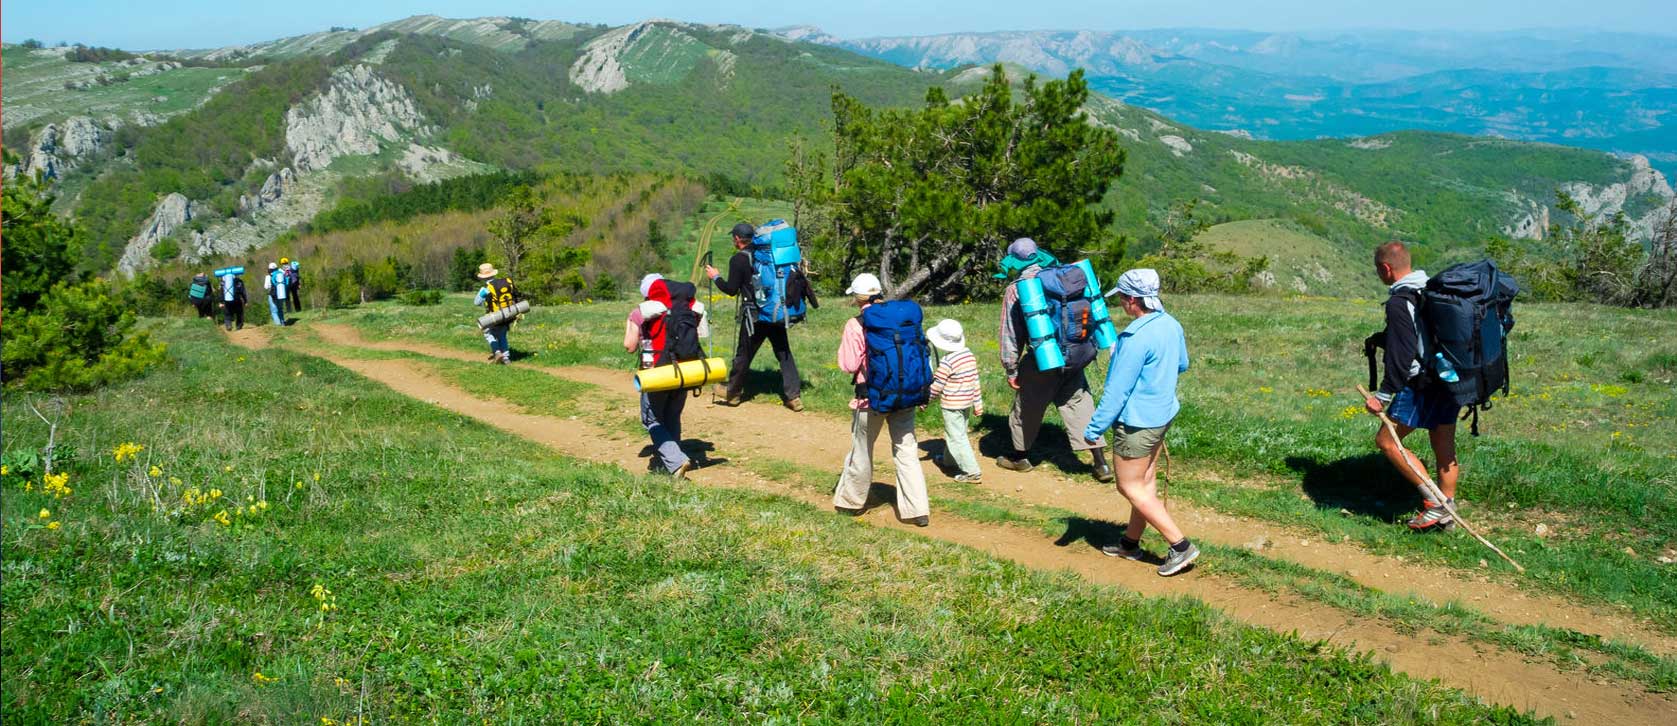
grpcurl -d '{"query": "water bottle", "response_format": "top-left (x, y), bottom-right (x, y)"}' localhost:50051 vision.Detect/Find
top-left (1434, 352), bottom-right (1460, 383)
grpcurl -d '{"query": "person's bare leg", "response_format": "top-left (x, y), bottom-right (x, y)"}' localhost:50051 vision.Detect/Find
top-left (1122, 449), bottom-right (1155, 541)
top-left (1429, 424), bottom-right (1459, 500)
top-left (1116, 449), bottom-right (1183, 544)
top-left (1375, 422), bottom-right (1434, 491)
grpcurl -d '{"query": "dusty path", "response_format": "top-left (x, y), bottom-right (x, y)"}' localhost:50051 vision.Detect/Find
top-left (305, 323), bottom-right (1677, 658)
top-left (245, 324), bottom-right (1677, 723)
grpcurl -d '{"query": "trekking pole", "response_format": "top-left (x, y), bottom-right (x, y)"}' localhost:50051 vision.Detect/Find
top-left (704, 251), bottom-right (717, 405)
top-left (1354, 385), bottom-right (1526, 573)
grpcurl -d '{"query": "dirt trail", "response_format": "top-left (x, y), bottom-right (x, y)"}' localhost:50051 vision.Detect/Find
top-left (245, 324), bottom-right (1677, 723)
top-left (306, 323), bottom-right (1677, 659)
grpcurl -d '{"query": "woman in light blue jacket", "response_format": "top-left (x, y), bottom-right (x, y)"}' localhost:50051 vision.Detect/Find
top-left (1083, 269), bottom-right (1197, 576)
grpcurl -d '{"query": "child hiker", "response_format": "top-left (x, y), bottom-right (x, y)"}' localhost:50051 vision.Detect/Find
top-left (927, 319), bottom-right (984, 482)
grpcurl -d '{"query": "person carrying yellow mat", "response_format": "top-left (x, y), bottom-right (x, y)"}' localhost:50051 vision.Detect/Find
top-left (624, 274), bottom-right (712, 478)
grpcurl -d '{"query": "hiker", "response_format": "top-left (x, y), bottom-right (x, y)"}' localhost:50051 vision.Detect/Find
top-left (285, 259), bottom-right (302, 312)
top-left (473, 262), bottom-right (519, 365)
top-left (704, 221), bottom-right (808, 411)
top-left (262, 262), bottom-right (288, 326)
top-left (1084, 269), bottom-right (1198, 576)
top-left (624, 273), bottom-right (711, 478)
top-left (995, 238), bottom-right (1113, 482)
top-left (1363, 241), bottom-right (1461, 531)
top-left (188, 272), bottom-right (215, 319)
top-left (832, 273), bottom-right (933, 527)
top-left (219, 270), bottom-right (247, 331)
top-left (927, 319), bottom-right (984, 482)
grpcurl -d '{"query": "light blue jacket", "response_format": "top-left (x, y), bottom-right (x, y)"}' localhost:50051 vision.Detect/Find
top-left (1085, 311), bottom-right (1190, 439)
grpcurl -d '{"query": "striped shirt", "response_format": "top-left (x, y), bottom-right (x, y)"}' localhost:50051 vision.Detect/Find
top-left (930, 349), bottom-right (984, 413)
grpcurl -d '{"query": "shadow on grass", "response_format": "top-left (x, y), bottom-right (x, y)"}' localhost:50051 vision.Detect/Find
top-left (1287, 454), bottom-right (1424, 523)
top-left (974, 412), bottom-right (1098, 478)
top-left (728, 367), bottom-right (816, 403)
top-left (636, 439), bottom-right (726, 471)
top-left (1052, 516), bottom-right (1167, 565)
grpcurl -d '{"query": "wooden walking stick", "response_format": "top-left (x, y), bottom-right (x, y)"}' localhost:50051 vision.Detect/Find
top-left (1356, 385), bottom-right (1526, 573)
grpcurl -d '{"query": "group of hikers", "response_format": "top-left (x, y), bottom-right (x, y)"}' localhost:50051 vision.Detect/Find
top-left (472, 220), bottom-right (1513, 578)
top-left (188, 259), bottom-right (302, 329)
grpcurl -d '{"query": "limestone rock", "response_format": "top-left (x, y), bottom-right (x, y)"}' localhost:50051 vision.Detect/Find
top-left (118, 193), bottom-right (196, 275)
top-left (569, 22), bottom-right (654, 94)
top-left (14, 116), bottom-right (111, 181)
top-left (239, 167), bottom-right (295, 214)
top-left (284, 64), bottom-right (428, 171)
top-left (1159, 134), bottom-right (1193, 157)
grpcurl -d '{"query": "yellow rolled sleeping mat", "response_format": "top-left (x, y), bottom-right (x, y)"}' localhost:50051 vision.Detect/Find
top-left (634, 357), bottom-right (729, 393)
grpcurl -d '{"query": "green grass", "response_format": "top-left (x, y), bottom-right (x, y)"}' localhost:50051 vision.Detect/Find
top-left (1196, 218), bottom-right (1384, 298)
top-left (1, 45), bottom-right (246, 129)
top-left (312, 292), bottom-right (1677, 629)
top-left (283, 308), bottom-right (1677, 691)
top-left (0, 320), bottom-right (1539, 722)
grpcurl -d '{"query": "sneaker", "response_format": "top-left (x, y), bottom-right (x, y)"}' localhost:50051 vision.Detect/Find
top-left (487, 352), bottom-right (500, 362)
top-left (1157, 542), bottom-right (1200, 576)
top-left (672, 461), bottom-right (692, 480)
top-left (1099, 539), bottom-right (1145, 560)
top-left (835, 506), bottom-right (864, 517)
top-left (952, 473), bottom-right (982, 483)
top-left (1407, 499), bottom-right (1456, 531)
top-left (715, 386), bottom-right (743, 406)
top-left (785, 397), bottom-right (804, 412)
top-left (995, 455), bottom-right (1033, 473)
top-left (908, 515), bottom-right (929, 527)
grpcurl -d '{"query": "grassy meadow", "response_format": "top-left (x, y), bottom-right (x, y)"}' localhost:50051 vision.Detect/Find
top-left (314, 291), bottom-right (1677, 629)
top-left (1, 320), bottom-right (1541, 722)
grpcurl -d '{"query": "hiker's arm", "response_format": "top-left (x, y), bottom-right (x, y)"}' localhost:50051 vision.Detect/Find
top-left (837, 319), bottom-right (866, 376)
top-left (929, 359), bottom-right (950, 399)
top-left (711, 253), bottom-right (751, 296)
top-left (1178, 327), bottom-right (1190, 374)
top-left (1085, 339), bottom-right (1143, 442)
top-left (1377, 296), bottom-right (1420, 401)
top-left (998, 287), bottom-right (1023, 378)
top-left (474, 287), bottom-right (490, 308)
top-left (622, 321), bottom-right (641, 353)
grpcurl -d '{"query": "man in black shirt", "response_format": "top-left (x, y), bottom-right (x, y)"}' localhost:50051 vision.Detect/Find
top-left (705, 222), bottom-right (804, 411)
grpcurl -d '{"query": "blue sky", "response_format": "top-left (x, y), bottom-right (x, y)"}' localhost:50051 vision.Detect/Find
top-left (5, 0), bottom-right (1675, 50)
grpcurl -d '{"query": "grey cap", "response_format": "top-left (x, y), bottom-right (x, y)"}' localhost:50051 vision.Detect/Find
top-left (731, 222), bottom-right (756, 240)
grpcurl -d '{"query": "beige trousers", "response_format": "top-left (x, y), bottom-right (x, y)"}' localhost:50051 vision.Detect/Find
top-left (833, 408), bottom-right (930, 520)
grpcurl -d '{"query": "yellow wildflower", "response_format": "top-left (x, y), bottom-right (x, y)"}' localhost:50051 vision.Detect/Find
top-left (224, 465), bottom-right (233, 472)
top-left (169, 476), bottom-right (183, 487)
top-left (258, 500), bottom-right (269, 510)
top-left (112, 442), bottom-right (145, 462)
top-left (1305, 388), bottom-right (1333, 398)
top-left (148, 466), bottom-right (162, 478)
top-left (42, 472), bottom-right (72, 499)
top-left (24, 481), bottom-right (33, 491)
top-left (1338, 405), bottom-right (1363, 420)
top-left (214, 510), bottom-right (232, 527)
top-left (39, 508), bottom-right (51, 519)
top-left (295, 481), bottom-right (305, 490)
top-left (47, 521), bottom-right (61, 531)
top-left (210, 488), bottom-right (223, 499)
top-left (1, 465), bottom-right (9, 476)
top-left (313, 472), bottom-right (321, 482)
top-left (253, 670), bottom-right (278, 684)
top-left (1258, 386), bottom-right (1274, 394)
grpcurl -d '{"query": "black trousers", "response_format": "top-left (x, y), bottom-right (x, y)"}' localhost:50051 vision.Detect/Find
top-left (222, 302), bottom-right (245, 330)
top-left (287, 284), bottom-right (302, 311)
top-left (725, 321), bottom-right (801, 400)
top-left (193, 299), bottom-right (215, 318)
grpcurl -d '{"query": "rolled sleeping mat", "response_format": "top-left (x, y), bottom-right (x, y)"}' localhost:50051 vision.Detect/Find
top-left (213, 266), bottom-right (245, 277)
top-left (1015, 277), bottom-right (1065, 372)
top-left (634, 357), bottom-right (729, 393)
top-left (1071, 259), bottom-right (1119, 349)
top-left (476, 299), bottom-right (532, 329)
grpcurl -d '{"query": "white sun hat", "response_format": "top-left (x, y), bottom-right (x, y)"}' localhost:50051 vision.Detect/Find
top-left (926, 318), bottom-right (967, 353)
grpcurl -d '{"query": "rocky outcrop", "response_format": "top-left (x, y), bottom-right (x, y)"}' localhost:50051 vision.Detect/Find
top-left (1158, 135), bottom-right (1193, 157)
top-left (284, 65), bottom-right (429, 171)
top-left (1503, 203), bottom-right (1550, 240)
top-left (118, 193), bottom-right (197, 275)
top-left (10, 116), bottom-right (112, 181)
top-left (570, 22), bottom-right (655, 94)
top-left (1551, 155), bottom-right (1675, 240)
top-left (238, 167), bottom-right (295, 214)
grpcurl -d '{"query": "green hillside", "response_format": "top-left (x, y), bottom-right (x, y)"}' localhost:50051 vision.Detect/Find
top-left (8, 17), bottom-right (1670, 281)
top-left (1195, 219), bottom-right (1382, 297)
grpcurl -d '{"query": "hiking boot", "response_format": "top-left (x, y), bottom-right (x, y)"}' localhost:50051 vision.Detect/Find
top-left (1090, 448), bottom-right (1114, 483)
top-left (1158, 542), bottom-right (1200, 577)
top-left (714, 385), bottom-right (743, 406)
top-left (672, 461), bottom-right (692, 480)
top-left (995, 454), bottom-right (1033, 473)
top-left (785, 397), bottom-right (804, 412)
top-left (1408, 499), bottom-right (1456, 531)
top-left (908, 515), bottom-right (929, 528)
top-left (1100, 539), bottom-right (1146, 561)
top-left (487, 352), bottom-right (500, 362)
top-left (952, 473), bottom-right (982, 483)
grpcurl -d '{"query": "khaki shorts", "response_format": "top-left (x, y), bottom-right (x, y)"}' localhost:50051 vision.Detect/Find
top-left (1113, 422), bottom-right (1172, 460)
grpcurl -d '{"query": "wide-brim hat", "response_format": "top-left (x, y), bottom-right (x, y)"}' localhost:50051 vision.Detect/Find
top-left (927, 318), bottom-right (967, 353)
top-left (476, 263), bottom-right (500, 280)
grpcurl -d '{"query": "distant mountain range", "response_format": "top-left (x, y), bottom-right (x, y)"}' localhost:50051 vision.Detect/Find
top-left (786, 27), bottom-right (1677, 174)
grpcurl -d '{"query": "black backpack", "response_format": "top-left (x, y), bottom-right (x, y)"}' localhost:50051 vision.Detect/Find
top-left (658, 281), bottom-right (705, 365)
top-left (1366, 260), bottom-right (1518, 435)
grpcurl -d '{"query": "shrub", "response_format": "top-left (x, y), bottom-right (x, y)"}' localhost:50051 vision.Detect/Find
top-left (2, 281), bottom-right (168, 391)
top-left (399, 289), bottom-right (444, 306)
top-left (2, 178), bottom-right (79, 312)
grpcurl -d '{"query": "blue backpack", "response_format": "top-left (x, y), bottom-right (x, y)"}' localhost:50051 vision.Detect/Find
top-left (1035, 265), bottom-right (1098, 370)
top-left (750, 219), bottom-right (807, 325)
top-left (858, 300), bottom-right (932, 414)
